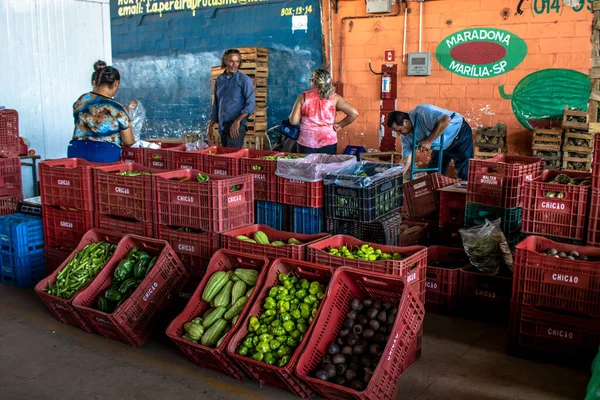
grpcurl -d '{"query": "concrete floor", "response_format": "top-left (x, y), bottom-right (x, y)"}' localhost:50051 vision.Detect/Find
top-left (0, 284), bottom-right (591, 400)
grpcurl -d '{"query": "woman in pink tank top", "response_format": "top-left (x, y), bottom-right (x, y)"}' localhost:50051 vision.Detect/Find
top-left (289, 69), bottom-right (359, 154)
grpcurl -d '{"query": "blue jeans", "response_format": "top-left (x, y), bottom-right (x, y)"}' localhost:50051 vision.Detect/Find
top-left (428, 120), bottom-right (473, 180)
top-left (67, 139), bottom-right (121, 163)
top-left (221, 121), bottom-right (247, 148)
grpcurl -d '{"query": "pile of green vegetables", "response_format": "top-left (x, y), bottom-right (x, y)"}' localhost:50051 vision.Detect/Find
top-left (117, 170), bottom-right (153, 177)
top-left (181, 268), bottom-right (258, 347)
top-left (328, 243), bottom-right (404, 262)
top-left (544, 173), bottom-right (591, 198)
top-left (95, 247), bottom-right (157, 313)
top-left (236, 273), bottom-right (326, 367)
top-left (261, 155), bottom-right (305, 161)
top-left (46, 242), bottom-right (116, 299)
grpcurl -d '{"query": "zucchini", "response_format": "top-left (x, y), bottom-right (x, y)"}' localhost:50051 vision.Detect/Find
top-left (224, 296), bottom-right (248, 320)
top-left (203, 306), bottom-right (227, 329)
top-left (231, 281), bottom-right (247, 304)
top-left (234, 269), bottom-right (259, 286)
top-left (201, 319), bottom-right (228, 347)
top-left (213, 281), bottom-right (233, 308)
top-left (202, 271), bottom-right (229, 302)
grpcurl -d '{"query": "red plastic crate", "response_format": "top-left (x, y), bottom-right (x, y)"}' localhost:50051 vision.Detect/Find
top-left (426, 246), bottom-right (469, 315)
top-left (467, 155), bottom-right (543, 209)
top-left (0, 194), bottom-right (22, 216)
top-left (404, 173), bottom-right (460, 219)
top-left (240, 150), bottom-right (281, 201)
top-left (199, 146), bottom-right (248, 176)
top-left (513, 236), bottom-right (600, 317)
top-left (143, 144), bottom-right (186, 170)
top-left (94, 213), bottom-right (154, 237)
top-left (295, 267), bottom-right (425, 400)
top-left (307, 235), bottom-right (427, 290)
top-left (121, 146), bottom-right (143, 164)
top-left (227, 258), bottom-right (334, 397)
top-left (0, 109), bottom-right (21, 157)
top-left (166, 250), bottom-right (269, 380)
top-left (0, 157), bottom-right (22, 196)
top-left (171, 150), bottom-right (203, 170)
top-left (521, 170), bottom-right (590, 241)
top-left (45, 246), bottom-right (72, 276)
top-left (508, 304), bottom-right (600, 366)
top-left (399, 221), bottom-right (429, 247)
top-left (156, 225), bottom-right (220, 279)
top-left (72, 235), bottom-right (189, 347)
top-left (153, 169), bottom-right (254, 233)
top-left (93, 163), bottom-right (160, 222)
top-left (43, 206), bottom-right (94, 250)
top-left (221, 224), bottom-right (330, 262)
top-left (458, 265), bottom-right (512, 323)
top-left (592, 137), bottom-right (600, 189)
top-left (35, 229), bottom-right (123, 333)
top-left (438, 187), bottom-right (466, 231)
top-left (278, 177), bottom-right (324, 207)
top-left (588, 188), bottom-right (600, 247)
top-left (40, 158), bottom-right (103, 211)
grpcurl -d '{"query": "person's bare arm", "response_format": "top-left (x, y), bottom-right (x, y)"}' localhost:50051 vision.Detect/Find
top-left (288, 94), bottom-right (304, 126)
top-left (419, 115), bottom-right (451, 151)
top-left (333, 95), bottom-right (359, 131)
top-left (120, 126), bottom-right (135, 147)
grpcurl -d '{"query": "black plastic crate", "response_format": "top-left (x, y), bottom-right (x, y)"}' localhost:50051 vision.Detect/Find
top-left (324, 212), bottom-right (402, 245)
top-left (324, 163), bottom-right (403, 222)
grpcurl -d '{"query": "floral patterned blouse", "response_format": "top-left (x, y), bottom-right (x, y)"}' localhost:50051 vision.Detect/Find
top-left (72, 92), bottom-right (130, 146)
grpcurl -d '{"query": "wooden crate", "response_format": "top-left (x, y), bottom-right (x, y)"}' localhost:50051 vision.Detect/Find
top-left (474, 146), bottom-right (505, 160)
top-left (562, 150), bottom-right (593, 172)
top-left (243, 134), bottom-right (266, 150)
top-left (360, 151), bottom-right (403, 164)
top-left (532, 150), bottom-right (562, 170)
top-left (562, 105), bottom-right (590, 131)
top-left (562, 130), bottom-right (594, 153)
top-left (531, 128), bottom-right (563, 152)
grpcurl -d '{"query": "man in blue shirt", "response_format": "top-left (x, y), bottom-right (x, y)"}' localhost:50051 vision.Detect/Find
top-left (207, 49), bottom-right (256, 148)
top-left (387, 104), bottom-right (474, 180)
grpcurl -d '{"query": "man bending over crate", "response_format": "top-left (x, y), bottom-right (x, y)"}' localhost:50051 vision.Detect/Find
top-left (387, 105), bottom-right (473, 180)
top-left (207, 48), bottom-right (256, 148)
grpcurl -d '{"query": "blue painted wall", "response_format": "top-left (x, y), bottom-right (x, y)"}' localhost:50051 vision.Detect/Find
top-left (110, 0), bottom-right (324, 139)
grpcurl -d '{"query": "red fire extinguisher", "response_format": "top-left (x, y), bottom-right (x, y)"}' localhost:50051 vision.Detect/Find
top-left (381, 70), bottom-right (392, 99)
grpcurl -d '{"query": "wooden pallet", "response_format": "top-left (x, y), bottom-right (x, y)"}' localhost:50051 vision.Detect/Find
top-left (562, 130), bottom-right (594, 153)
top-left (562, 105), bottom-right (590, 130)
top-left (531, 128), bottom-right (563, 152)
top-left (243, 134), bottom-right (266, 150)
top-left (360, 151), bottom-right (403, 164)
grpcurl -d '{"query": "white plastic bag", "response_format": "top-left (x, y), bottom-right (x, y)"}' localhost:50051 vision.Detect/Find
top-left (275, 154), bottom-right (357, 182)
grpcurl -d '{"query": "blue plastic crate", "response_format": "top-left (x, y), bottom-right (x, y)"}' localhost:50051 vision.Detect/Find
top-left (0, 213), bottom-right (44, 255)
top-left (255, 201), bottom-right (283, 231)
top-left (293, 206), bottom-right (323, 235)
top-left (0, 250), bottom-right (45, 288)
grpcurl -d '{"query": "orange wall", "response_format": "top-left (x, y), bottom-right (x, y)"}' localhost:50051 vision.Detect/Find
top-left (323, 0), bottom-right (593, 155)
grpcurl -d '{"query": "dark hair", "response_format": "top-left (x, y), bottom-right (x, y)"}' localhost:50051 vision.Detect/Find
top-left (91, 60), bottom-right (120, 87)
top-left (387, 111), bottom-right (410, 128)
top-left (221, 49), bottom-right (243, 68)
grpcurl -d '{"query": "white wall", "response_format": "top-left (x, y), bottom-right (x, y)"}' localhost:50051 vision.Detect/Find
top-left (0, 0), bottom-right (111, 198)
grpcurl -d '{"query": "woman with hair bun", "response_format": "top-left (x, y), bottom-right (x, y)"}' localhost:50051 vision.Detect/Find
top-left (68, 60), bottom-right (135, 162)
top-left (288, 68), bottom-right (359, 155)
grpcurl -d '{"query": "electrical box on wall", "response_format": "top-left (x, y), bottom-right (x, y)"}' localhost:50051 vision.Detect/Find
top-left (366, 0), bottom-right (392, 14)
top-left (407, 52), bottom-right (431, 76)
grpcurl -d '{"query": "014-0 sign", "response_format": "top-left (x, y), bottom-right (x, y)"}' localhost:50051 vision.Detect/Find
top-left (436, 28), bottom-right (527, 78)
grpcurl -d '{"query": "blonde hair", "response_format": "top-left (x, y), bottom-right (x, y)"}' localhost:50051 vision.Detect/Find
top-left (311, 69), bottom-right (335, 99)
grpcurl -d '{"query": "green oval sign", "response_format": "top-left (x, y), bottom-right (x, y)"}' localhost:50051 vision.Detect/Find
top-left (436, 28), bottom-right (528, 78)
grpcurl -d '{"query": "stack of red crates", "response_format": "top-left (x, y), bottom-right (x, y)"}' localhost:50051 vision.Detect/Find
top-left (509, 236), bottom-right (600, 366)
top-left (0, 110), bottom-right (23, 216)
top-left (93, 163), bottom-right (158, 238)
top-left (152, 168), bottom-right (254, 280)
top-left (39, 158), bottom-right (97, 274)
top-left (587, 138), bottom-right (600, 247)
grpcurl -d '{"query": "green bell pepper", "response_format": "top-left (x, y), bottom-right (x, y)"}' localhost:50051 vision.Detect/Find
top-left (248, 316), bottom-right (260, 332)
top-left (264, 297), bottom-right (276, 310)
top-left (283, 321), bottom-right (295, 332)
